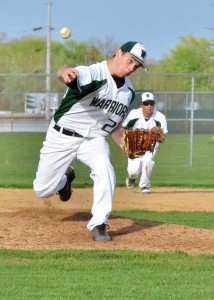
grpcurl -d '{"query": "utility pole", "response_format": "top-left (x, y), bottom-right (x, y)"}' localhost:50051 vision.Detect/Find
top-left (207, 27), bottom-right (214, 60)
top-left (46, 0), bottom-right (52, 121)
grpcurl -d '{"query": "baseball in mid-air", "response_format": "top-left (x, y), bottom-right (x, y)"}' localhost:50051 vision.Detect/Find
top-left (60, 27), bottom-right (71, 39)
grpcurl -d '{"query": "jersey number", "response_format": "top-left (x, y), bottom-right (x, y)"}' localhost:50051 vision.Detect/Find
top-left (101, 118), bottom-right (118, 133)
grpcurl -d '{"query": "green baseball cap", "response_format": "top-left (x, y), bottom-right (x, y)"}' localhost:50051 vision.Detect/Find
top-left (120, 41), bottom-right (148, 71)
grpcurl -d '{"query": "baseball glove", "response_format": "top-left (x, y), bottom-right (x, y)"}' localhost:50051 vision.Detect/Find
top-left (123, 126), bottom-right (165, 158)
top-left (150, 126), bottom-right (165, 143)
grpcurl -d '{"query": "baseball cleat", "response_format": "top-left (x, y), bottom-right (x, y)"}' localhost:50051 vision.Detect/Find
top-left (141, 187), bottom-right (151, 194)
top-left (126, 177), bottom-right (135, 189)
top-left (91, 224), bottom-right (112, 241)
top-left (57, 166), bottom-right (75, 201)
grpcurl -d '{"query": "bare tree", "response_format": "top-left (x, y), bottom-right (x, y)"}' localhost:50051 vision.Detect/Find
top-left (0, 32), bottom-right (7, 43)
top-left (88, 36), bottom-right (120, 59)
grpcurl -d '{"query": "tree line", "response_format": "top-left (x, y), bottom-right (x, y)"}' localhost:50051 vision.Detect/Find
top-left (0, 35), bottom-right (214, 93)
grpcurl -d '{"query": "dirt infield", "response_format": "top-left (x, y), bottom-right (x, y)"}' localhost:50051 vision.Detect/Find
top-left (0, 187), bottom-right (214, 255)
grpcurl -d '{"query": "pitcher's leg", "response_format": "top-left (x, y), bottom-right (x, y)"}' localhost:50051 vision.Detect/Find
top-left (77, 137), bottom-right (116, 231)
top-left (33, 126), bottom-right (79, 199)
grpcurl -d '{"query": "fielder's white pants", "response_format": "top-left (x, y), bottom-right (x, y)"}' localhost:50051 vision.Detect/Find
top-left (127, 146), bottom-right (159, 189)
top-left (33, 122), bottom-right (116, 230)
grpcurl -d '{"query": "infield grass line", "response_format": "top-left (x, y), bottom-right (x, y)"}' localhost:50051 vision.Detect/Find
top-left (112, 210), bottom-right (214, 229)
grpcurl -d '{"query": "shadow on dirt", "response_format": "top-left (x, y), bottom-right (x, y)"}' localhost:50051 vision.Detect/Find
top-left (61, 212), bottom-right (162, 237)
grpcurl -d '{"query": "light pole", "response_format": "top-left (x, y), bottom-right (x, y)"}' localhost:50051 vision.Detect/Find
top-left (45, 0), bottom-right (52, 121)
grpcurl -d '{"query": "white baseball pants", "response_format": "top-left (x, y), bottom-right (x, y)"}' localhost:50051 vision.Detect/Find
top-left (33, 122), bottom-right (116, 230)
top-left (127, 147), bottom-right (159, 189)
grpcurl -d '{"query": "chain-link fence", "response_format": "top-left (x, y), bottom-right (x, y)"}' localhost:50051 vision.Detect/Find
top-left (0, 73), bottom-right (214, 134)
top-left (1, 73), bottom-right (214, 167)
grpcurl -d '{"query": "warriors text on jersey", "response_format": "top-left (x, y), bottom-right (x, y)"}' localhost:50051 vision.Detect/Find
top-left (54, 61), bottom-right (135, 138)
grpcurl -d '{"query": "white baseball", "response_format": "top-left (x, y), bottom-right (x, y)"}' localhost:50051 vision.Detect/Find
top-left (60, 27), bottom-right (71, 39)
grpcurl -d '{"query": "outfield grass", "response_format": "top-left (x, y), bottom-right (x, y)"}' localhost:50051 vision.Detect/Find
top-left (0, 133), bottom-right (45, 188)
top-left (0, 132), bottom-right (214, 188)
top-left (0, 250), bottom-right (213, 300)
top-left (0, 133), bottom-right (213, 299)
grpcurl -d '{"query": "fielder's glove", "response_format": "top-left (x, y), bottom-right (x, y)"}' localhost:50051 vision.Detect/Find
top-left (123, 126), bottom-right (165, 159)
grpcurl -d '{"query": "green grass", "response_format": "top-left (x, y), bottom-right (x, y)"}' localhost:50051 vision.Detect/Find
top-left (112, 210), bottom-right (214, 229)
top-left (0, 250), bottom-right (213, 300)
top-left (0, 133), bottom-right (45, 188)
top-left (153, 134), bottom-right (214, 187)
top-left (0, 132), bottom-right (214, 188)
top-left (1, 133), bottom-right (214, 299)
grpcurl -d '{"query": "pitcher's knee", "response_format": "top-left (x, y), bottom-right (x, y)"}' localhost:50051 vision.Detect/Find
top-left (92, 160), bottom-right (115, 185)
top-left (33, 180), bottom-right (51, 199)
top-left (95, 159), bottom-right (113, 174)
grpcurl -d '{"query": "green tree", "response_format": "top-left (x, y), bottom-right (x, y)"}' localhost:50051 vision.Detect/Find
top-left (1, 35), bottom-right (214, 96)
top-left (150, 36), bottom-right (214, 91)
top-left (0, 38), bottom-right (104, 93)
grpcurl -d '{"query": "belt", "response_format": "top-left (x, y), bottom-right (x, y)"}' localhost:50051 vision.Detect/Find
top-left (53, 124), bottom-right (83, 138)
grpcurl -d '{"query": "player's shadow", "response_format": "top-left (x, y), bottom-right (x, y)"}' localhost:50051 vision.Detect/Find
top-left (62, 212), bottom-right (91, 222)
top-left (110, 216), bottom-right (162, 237)
top-left (61, 212), bottom-right (162, 237)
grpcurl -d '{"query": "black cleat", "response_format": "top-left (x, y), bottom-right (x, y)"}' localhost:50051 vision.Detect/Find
top-left (91, 223), bottom-right (112, 241)
top-left (58, 167), bottom-right (75, 202)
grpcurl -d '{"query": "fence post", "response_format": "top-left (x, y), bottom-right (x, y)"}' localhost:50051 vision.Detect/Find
top-left (45, 0), bottom-right (52, 121)
top-left (189, 75), bottom-right (195, 167)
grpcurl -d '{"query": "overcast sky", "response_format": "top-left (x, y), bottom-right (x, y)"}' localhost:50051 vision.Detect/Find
top-left (1, 0), bottom-right (214, 61)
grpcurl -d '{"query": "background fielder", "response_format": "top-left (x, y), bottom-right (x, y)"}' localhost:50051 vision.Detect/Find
top-left (33, 41), bottom-right (148, 241)
top-left (122, 92), bottom-right (168, 194)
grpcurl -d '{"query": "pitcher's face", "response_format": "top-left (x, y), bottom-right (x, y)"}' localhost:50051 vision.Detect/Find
top-left (114, 49), bottom-right (141, 77)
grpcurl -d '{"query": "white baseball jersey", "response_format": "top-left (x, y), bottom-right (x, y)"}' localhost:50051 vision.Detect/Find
top-left (122, 108), bottom-right (168, 134)
top-left (54, 61), bottom-right (135, 138)
top-left (122, 107), bottom-right (168, 191)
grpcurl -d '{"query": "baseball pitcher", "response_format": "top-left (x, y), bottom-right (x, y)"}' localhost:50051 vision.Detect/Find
top-left (33, 41), bottom-right (148, 241)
